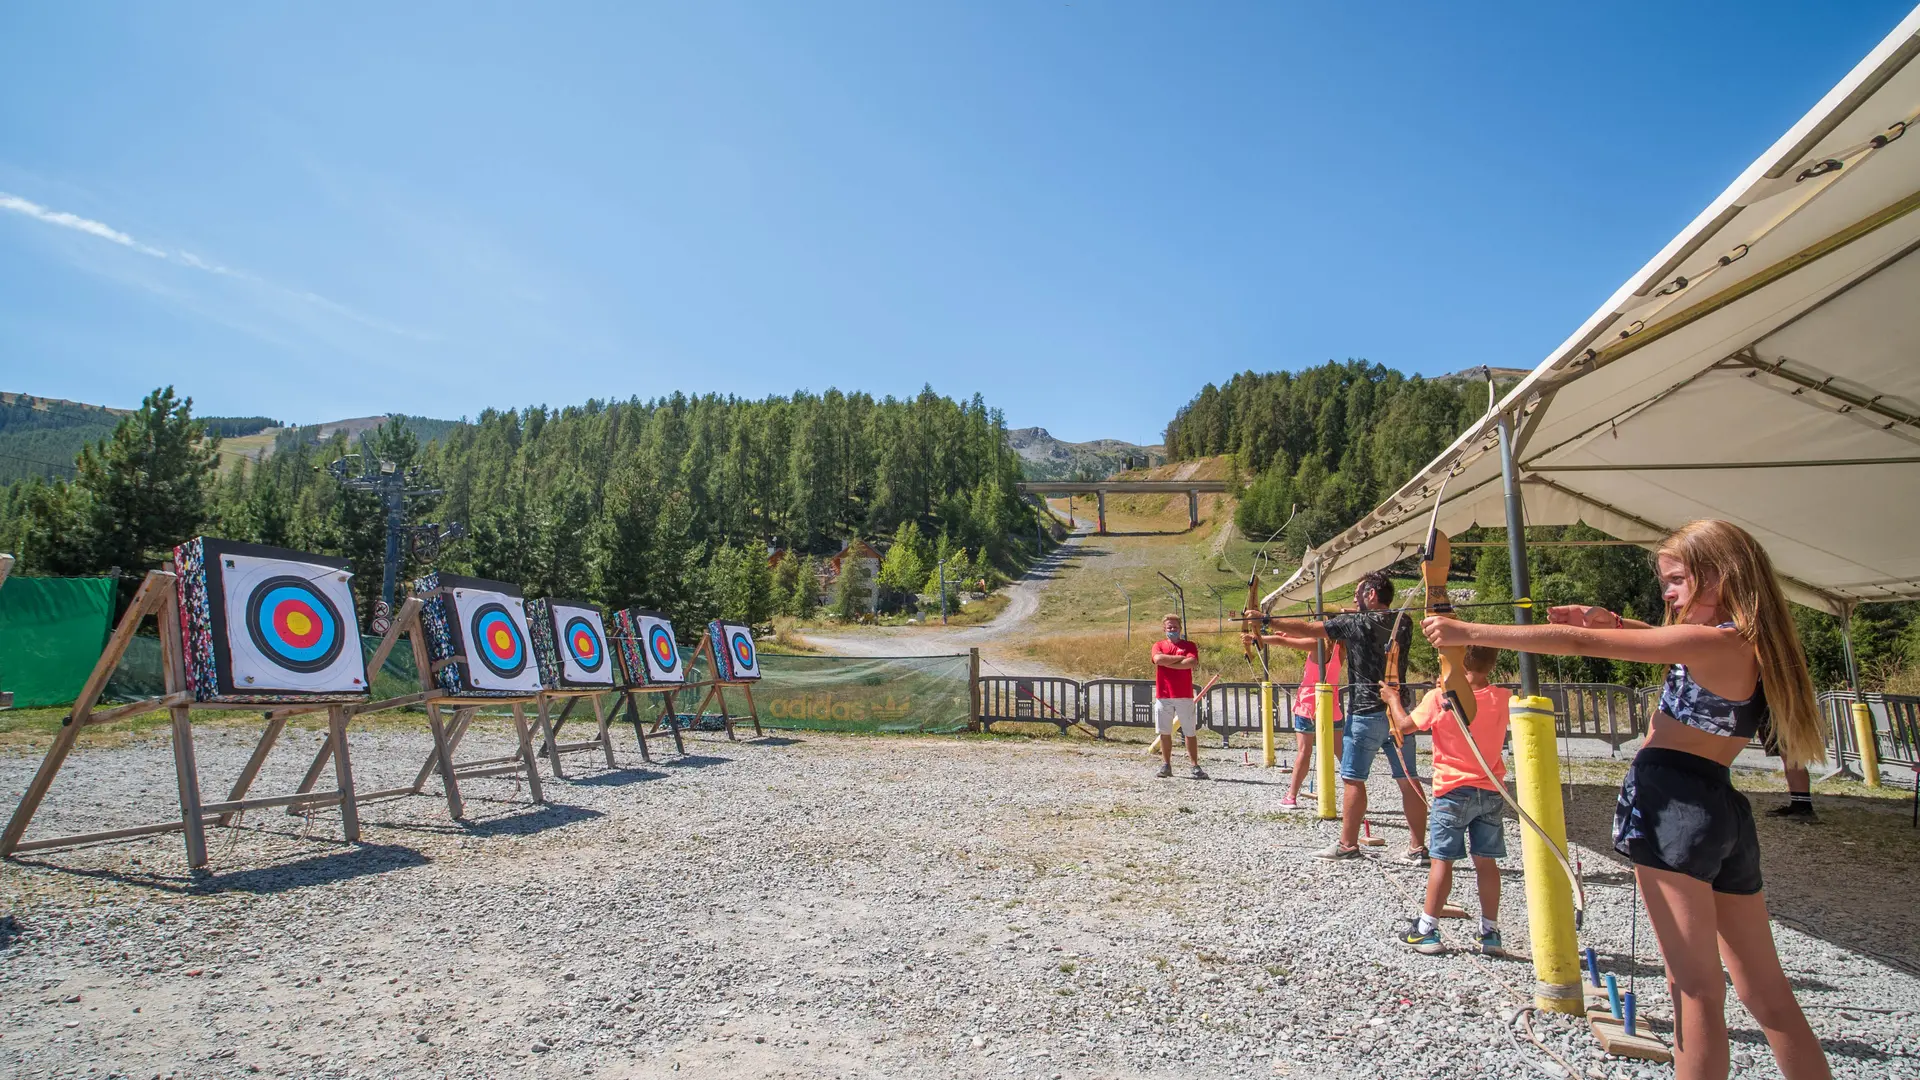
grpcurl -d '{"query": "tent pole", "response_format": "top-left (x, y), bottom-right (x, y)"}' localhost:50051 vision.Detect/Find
top-left (1496, 409), bottom-right (1539, 697)
top-left (1839, 603), bottom-right (1881, 787)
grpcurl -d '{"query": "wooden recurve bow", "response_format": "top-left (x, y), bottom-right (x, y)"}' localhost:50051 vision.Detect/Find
top-left (1420, 471), bottom-right (1587, 927)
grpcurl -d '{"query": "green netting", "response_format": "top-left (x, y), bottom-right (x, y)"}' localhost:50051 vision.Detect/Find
top-left (100, 630), bottom-right (427, 705)
top-left (0, 576), bottom-right (115, 708)
top-left (751, 653), bottom-right (972, 734)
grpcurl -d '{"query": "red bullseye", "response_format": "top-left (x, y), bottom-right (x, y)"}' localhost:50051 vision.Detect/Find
top-left (273, 599), bottom-right (325, 649)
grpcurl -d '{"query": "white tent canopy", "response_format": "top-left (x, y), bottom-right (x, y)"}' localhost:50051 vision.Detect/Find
top-left (1269, 6), bottom-right (1920, 618)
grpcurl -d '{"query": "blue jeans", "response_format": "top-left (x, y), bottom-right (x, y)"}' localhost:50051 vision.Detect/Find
top-left (1429, 786), bottom-right (1508, 861)
top-left (1338, 710), bottom-right (1417, 781)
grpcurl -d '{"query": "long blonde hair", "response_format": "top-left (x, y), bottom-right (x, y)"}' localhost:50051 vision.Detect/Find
top-left (1659, 520), bottom-right (1825, 768)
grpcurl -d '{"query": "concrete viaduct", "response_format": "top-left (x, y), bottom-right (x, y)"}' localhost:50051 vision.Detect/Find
top-left (1016, 480), bottom-right (1229, 534)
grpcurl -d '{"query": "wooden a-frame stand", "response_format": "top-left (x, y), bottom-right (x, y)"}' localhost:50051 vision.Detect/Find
top-left (0, 569), bottom-right (365, 870)
top-left (611, 684), bottom-right (691, 762)
top-left (680, 636), bottom-right (763, 740)
top-left (532, 689), bottom-right (617, 778)
top-left (290, 595), bottom-right (545, 821)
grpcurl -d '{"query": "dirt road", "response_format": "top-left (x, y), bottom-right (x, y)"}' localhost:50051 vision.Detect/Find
top-left (791, 531), bottom-right (1084, 671)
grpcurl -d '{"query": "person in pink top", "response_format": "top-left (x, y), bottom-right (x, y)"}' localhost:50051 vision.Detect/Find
top-left (1385, 645), bottom-right (1513, 955)
top-left (1283, 642), bottom-right (1342, 810)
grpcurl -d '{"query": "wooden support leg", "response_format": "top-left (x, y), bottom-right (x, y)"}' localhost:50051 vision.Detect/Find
top-left (293, 736), bottom-right (334, 802)
top-left (622, 692), bottom-right (653, 764)
top-left (715, 684), bottom-right (737, 741)
top-left (4, 571), bottom-right (170, 857)
top-left (666, 690), bottom-right (688, 755)
top-left (536, 696), bottom-right (566, 779)
top-left (510, 703), bottom-right (545, 804)
top-left (742, 684), bottom-right (762, 738)
top-left (327, 705), bottom-right (361, 842)
top-left (421, 703), bottom-right (466, 820)
top-left (592, 693), bottom-right (616, 768)
top-left (1, 718), bottom-right (86, 857)
top-left (221, 713), bottom-right (290, 827)
top-left (168, 704), bottom-right (209, 869)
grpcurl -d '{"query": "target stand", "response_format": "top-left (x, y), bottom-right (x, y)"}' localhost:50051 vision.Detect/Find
top-left (605, 608), bottom-right (696, 760)
top-left (2, 540), bottom-right (373, 870)
top-left (675, 621), bottom-right (765, 741)
top-left (290, 579), bottom-right (548, 822)
top-left (525, 598), bottom-right (620, 779)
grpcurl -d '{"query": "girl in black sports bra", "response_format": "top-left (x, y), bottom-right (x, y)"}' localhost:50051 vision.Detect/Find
top-left (1423, 519), bottom-right (1831, 1080)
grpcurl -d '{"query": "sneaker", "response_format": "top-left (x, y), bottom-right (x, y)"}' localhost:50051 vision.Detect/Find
top-left (1277, 795), bottom-right (1299, 810)
top-left (1155, 763), bottom-right (1173, 778)
top-left (1190, 765), bottom-right (1210, 780)
top-left (1477, 929), bottom-right (1504, 955)
top-left (1402, 847), bottom-right (1431, 866)
top-left (1767, 801), bottom-right (1816, 820)
top-left (1312, 842), bottom-right (1362, 861)
top-left (1399, 919), bottom-right (1445, 955)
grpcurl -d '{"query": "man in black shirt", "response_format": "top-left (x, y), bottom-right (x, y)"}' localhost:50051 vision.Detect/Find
top-left (1246, 570), bottom-right (1427, 861)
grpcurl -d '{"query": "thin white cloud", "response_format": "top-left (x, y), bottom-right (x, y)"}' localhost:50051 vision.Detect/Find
top-left (0, 189), bottom-right (429, 340)
top-left (0, 192), bottom-right (169, 257)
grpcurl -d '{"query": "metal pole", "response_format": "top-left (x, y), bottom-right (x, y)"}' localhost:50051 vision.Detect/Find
top-left (1840, 603), bottom-right (1881, 786)
top-left (381, 480), bottom-right (404, 611)
top-left (1495, 409), bottom-right (1539, 697)
top-left (939, 559), bottom-right (948, 626)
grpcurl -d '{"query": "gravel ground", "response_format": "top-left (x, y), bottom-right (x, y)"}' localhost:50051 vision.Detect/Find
top-left (2, 723), bottom-right (1917, 1079)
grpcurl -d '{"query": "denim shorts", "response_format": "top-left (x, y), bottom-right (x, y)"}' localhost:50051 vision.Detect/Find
top-left (1291, 713), bottom-right (1344, 734)
top-left (1429, 786), bottom-right (1507, 861)
top-left (1338, 711), bottom-right (1417, 781)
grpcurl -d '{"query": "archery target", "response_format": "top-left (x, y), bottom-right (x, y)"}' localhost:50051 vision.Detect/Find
top-left (636, 613), bottom-right (685, 684)
top-left (452, 588), bottom-right (542, 693)
top-left (714, 621), bottom-right (761, 681)
top-left (219, 553), bottom-right (367, 694)
top-left (551, 603), bottom-right (614, 686)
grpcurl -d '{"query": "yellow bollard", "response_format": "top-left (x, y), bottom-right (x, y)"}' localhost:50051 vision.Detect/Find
top-left (1509, 696), bottom-right (1582, 1015)
top-left (1853, 702), bottom-right (1882, 789)
top-left (1315, 682), bottom-right (1337, 820)
top-left (1260, 682), bottom-right (1276, 768)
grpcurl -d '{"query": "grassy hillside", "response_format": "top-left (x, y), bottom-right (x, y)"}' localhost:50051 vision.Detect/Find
top-left (1019, 456), bottom-right (1420, 686)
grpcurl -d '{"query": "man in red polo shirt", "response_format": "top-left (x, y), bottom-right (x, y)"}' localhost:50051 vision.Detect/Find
top-left (1151, 614), bottom-right (1208, 779)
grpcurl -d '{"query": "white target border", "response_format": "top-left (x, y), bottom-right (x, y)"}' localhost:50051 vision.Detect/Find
top-left (548, 600), bottom-right (615, 688)
top-left (630, 611), bottom-right (686, 685)
top-left (715, 620), bottom-right (762, 682)
top-left (450, 587), bottom-right (544, 693)
top-left (217, 551), bottom-right (367, 695)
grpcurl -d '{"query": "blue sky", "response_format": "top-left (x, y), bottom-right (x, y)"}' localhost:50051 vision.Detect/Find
top-left (1, 2), bottom-right (1911, 444)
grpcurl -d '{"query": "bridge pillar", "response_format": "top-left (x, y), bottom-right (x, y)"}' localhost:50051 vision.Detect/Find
top-left (1187, 490), bottom-right (1199, 530)
top-left (1096, 491), bottom-right (1107, 534)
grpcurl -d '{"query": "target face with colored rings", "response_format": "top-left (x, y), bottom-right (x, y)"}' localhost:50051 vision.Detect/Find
top-left (245, 575), bottom-right (345, 673)
top-left (564, 615), bottom-right (606, 672)
top-left (730, 630), bottom-right (755, 672)
top-left (647, 624), bottom-right (680, 673)
top-left (471, 602), bottom-right (528, 678)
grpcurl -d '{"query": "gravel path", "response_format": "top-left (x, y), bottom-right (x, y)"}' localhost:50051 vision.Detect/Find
top-left (2, 726), bottom-right (1916, 1079)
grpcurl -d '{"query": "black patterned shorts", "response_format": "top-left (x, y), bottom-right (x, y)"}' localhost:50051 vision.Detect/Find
top-left (1613, 747), bottom-right (1763, 895)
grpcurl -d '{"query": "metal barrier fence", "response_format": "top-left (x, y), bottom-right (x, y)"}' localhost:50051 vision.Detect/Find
top-left (1821, 690), bottom-right (1920, 784)
top-left (981, 676), bottom-right (1658, 749)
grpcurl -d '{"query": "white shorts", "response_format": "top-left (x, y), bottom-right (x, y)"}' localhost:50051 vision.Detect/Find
top-left (1153, 697), bottom-right (1199, 738)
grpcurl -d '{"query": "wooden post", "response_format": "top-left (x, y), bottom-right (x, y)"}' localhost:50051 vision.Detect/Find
top-left (969, 648), bottom-right (981, 731)
top-left (592, 693), bottom-right (617, 767)
top-left (510, 702), bottom-right (545, 804)
top-left (535, 695), bottom-right (566, 778)
top-left (159, 583), bottom-right (209, 869)
top-left (326, 704), bottom-right (361, 842)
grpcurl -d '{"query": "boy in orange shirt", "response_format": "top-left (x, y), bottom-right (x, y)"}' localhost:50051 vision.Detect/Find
top-left (1385, 645), bottom-right (1512, 955)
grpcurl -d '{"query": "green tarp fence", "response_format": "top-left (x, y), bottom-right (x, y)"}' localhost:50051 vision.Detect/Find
top-left (0, 576), bottom-right (116, 708)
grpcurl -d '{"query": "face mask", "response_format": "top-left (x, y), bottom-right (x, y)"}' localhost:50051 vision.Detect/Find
top-left (1165, 629), bottom-right (1178, 640)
